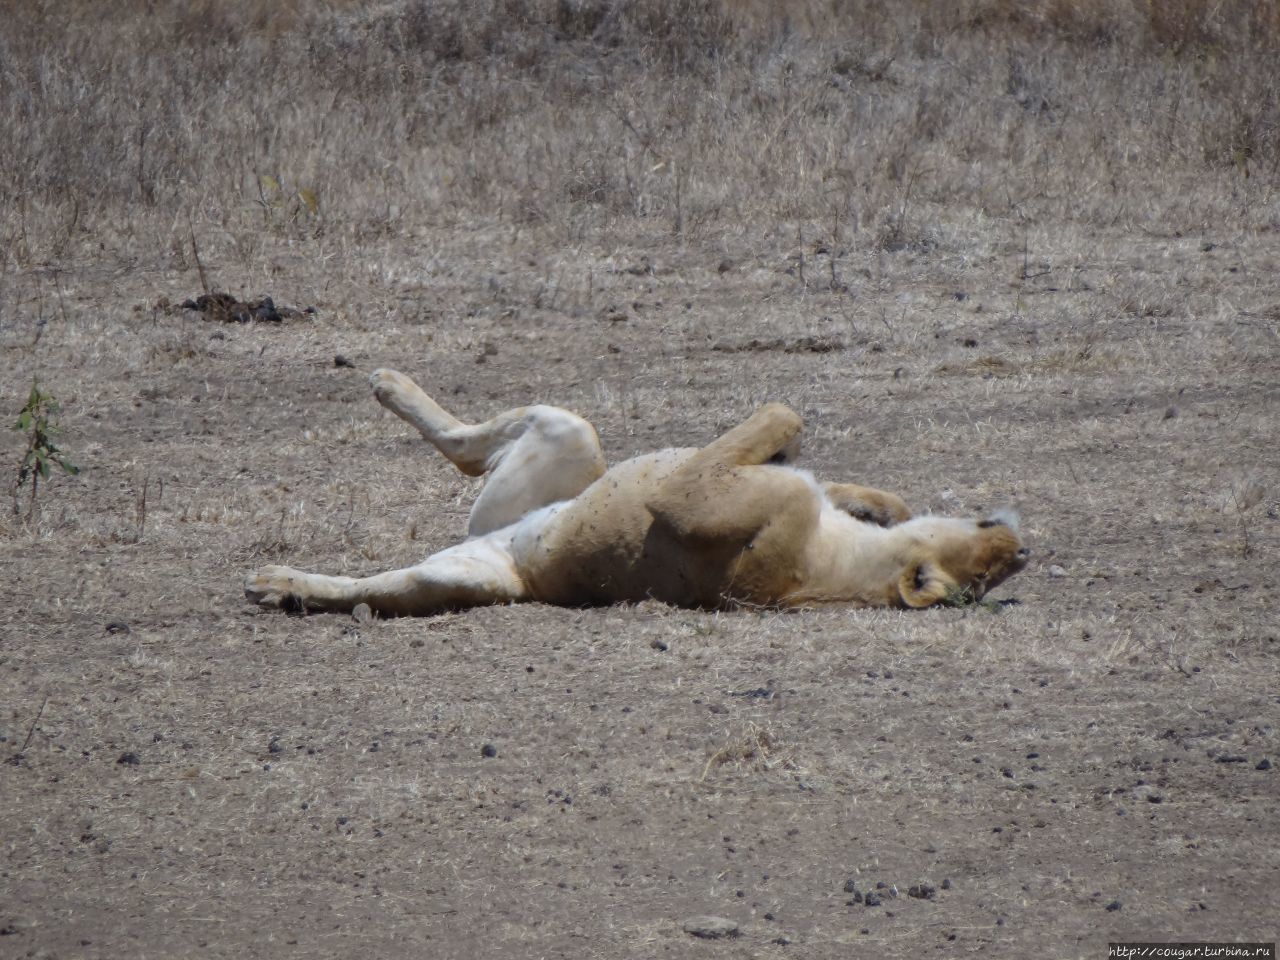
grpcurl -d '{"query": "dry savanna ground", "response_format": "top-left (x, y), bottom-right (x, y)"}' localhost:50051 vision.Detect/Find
top-left (2, 2), bottom-right (1278, 957)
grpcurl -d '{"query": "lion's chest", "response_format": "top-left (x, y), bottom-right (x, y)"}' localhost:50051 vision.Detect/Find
top-left (509, 450), bottom-right (775, 607)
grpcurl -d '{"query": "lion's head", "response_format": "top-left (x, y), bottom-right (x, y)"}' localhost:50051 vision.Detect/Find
top-left (895, 509), bottom-right (1030, 607)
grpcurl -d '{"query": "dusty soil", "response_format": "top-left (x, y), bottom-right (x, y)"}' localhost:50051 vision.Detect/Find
top-left (2, 213), bottom-right (1277, 959)
top-left (2, 4), bottom-right (1279, 954)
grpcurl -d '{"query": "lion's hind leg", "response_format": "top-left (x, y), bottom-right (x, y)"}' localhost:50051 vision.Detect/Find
top-left (370, 368), bottom-right (606, 536)
top-left (244, 535), bottom-right (527, 617)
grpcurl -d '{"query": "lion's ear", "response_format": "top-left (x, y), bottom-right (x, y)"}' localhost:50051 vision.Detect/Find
top-left (898, 560), bottom-right (951, 608)
top-left (978, 507), bottom-right (1020, 535)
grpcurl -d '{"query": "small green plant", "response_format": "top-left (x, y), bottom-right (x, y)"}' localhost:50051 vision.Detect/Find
top-left (12, 378), bottom-right (79, 518)
top-left (941, 584), bottom-right (1002, 614)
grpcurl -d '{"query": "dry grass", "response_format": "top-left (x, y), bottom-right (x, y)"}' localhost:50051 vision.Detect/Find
top-left (2, 2), bottom-right (1278, 958)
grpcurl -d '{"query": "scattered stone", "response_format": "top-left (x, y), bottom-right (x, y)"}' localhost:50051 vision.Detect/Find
top-left (1163, 406), bottom-right (1178, 420)
top-left (908, 883), bottom-right (937, 900)
top-left (117, 752), bottom-right (140, 766)
top-left (1134, 784), bottom-right (1164, 803)
top-left (352, 603), bottom-right (373, 625)
top-left (863, 893), bottom-right (882, 907)
top-left (941, 878), bottom-right (952, 890)
top-left (105, 621), bottom-right (130, 635)
top-left (268, 738), bottom-right (283, 754)
top-left (649, 638), bottom-right (669, 652)
top-left (843, 879), bottom-right (859, 893)
top-left (1215, 754), bottom-right (1248, 764)
top-left (771, 936), bottom-right (791, 946)
top-left (334, 354), bottom-right (356, 368)
top-left (682, 916), bottom-right (739, 939)
top-left (480, 743), bottom-right (498, 759)
top-left (1256, 758), bottom-right (1272, 771)
top-left (1105, 900), bottom-right (1123, 912)
top-left (1047, 564), bottom-right (1068, 579)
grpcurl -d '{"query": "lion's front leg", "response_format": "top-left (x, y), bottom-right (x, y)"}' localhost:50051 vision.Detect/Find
top-left (822, 483), bottom-right (912, 527)
top-left (244, 536), bottom-right (529, 617)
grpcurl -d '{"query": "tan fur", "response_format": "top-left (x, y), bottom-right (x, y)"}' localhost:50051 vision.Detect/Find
top-left (245, 371), bottom-right (1029, 616)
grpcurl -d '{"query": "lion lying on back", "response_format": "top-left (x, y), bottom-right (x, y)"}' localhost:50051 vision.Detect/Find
top-left (244, 369), bottom-right (1029, 616)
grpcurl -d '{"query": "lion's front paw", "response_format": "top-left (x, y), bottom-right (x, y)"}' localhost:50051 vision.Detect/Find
top-left (848, 493), bottom-right (912, 528)
top-left (244, 565), bottom-right (307, 610)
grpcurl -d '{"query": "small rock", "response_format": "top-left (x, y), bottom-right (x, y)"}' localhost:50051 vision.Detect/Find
top-left (334, 355), bottom-right (356, 368)
top-left (480, 743), bottom-right (498, 759)
top-left (1256, 758), bottom-right (1272, 771)
top-left (268, 738), bottom-right (283, 754)
top-left (105, 621), bottom-right (130, 635)
top-left (649, 638), bottom-right (669, 652)
top-left (1047, 565), bottom-right (1067, 579)
top-left (863, 893), bottom-right (882, 907)
top-left (1163, 406), bottom-right (1178, 420)
top-left (117, 752), bottom-right (140, 766)
top-left (1134, 784), bottom-right (1164, 803)
top-left (1105, 900), bottom-right (1123, 912)
top-left (682, 916), bottom-right (739, 939)
top-left (843, 879), bottom-right (859, 893)
top-left (941, 878), bottom-right (952, 890)
top-left (908, 883), bottom-right (937, 900)
top-left (352, 603), bottom-right (373, 625)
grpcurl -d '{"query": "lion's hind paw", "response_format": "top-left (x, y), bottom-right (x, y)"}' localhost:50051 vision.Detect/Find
top-left (244, 565), bottom-right (307, 611)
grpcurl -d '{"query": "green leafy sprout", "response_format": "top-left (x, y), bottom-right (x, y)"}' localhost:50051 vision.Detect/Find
top-left (13, 378), bottom-right (79, 517)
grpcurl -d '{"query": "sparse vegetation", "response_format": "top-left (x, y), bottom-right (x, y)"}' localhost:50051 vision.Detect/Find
top-left (11, 379), bottom-right (78, 520)
top-left (1, 2), bottom-right (1276, 956)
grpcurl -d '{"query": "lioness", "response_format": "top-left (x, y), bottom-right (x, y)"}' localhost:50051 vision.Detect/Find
top-left (244, 368), bottom-right (1029, 616)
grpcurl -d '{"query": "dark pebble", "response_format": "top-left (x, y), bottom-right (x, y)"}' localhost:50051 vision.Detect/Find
top-left (117, 752), bottom-right (140, 765)
top-left (908, 884), bottom-right (937, 900)
top-left (843, 879), bottom-right (859, 893)
top-left (864, 893), bottom-right (882, 907)
top-left (480, 743), bottom-right (498, 758)
top-left (772, 936), bottom-right (791, 946)
top-left (941, 879), bottom-right (952, 890)
top-left (650, 638), bottom-right (669, 651)
top-left (1215, 755), bottom-right (1247, 764)
top-left (268, 739), bottom-right (283, 754)
top-left (105, 621), bottom-right (130, 635)
top-left (334, 355), bottom-right (356, 368)
top-left (1106, 900), bottom-right (1122, 912)
top-left (1255, 758), bottom-right (1271, 771)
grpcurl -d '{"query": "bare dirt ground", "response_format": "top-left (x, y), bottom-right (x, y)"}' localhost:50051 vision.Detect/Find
top-left (2, 3), bottom-right (1278, 958)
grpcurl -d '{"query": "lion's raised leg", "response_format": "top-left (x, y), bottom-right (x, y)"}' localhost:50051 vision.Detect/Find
top-left (245, 534), bottom-right (527, 617)
top-left (646, 403), bottom-right (817, 543)
top-left (370, 368), bottom-right (606, 536)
